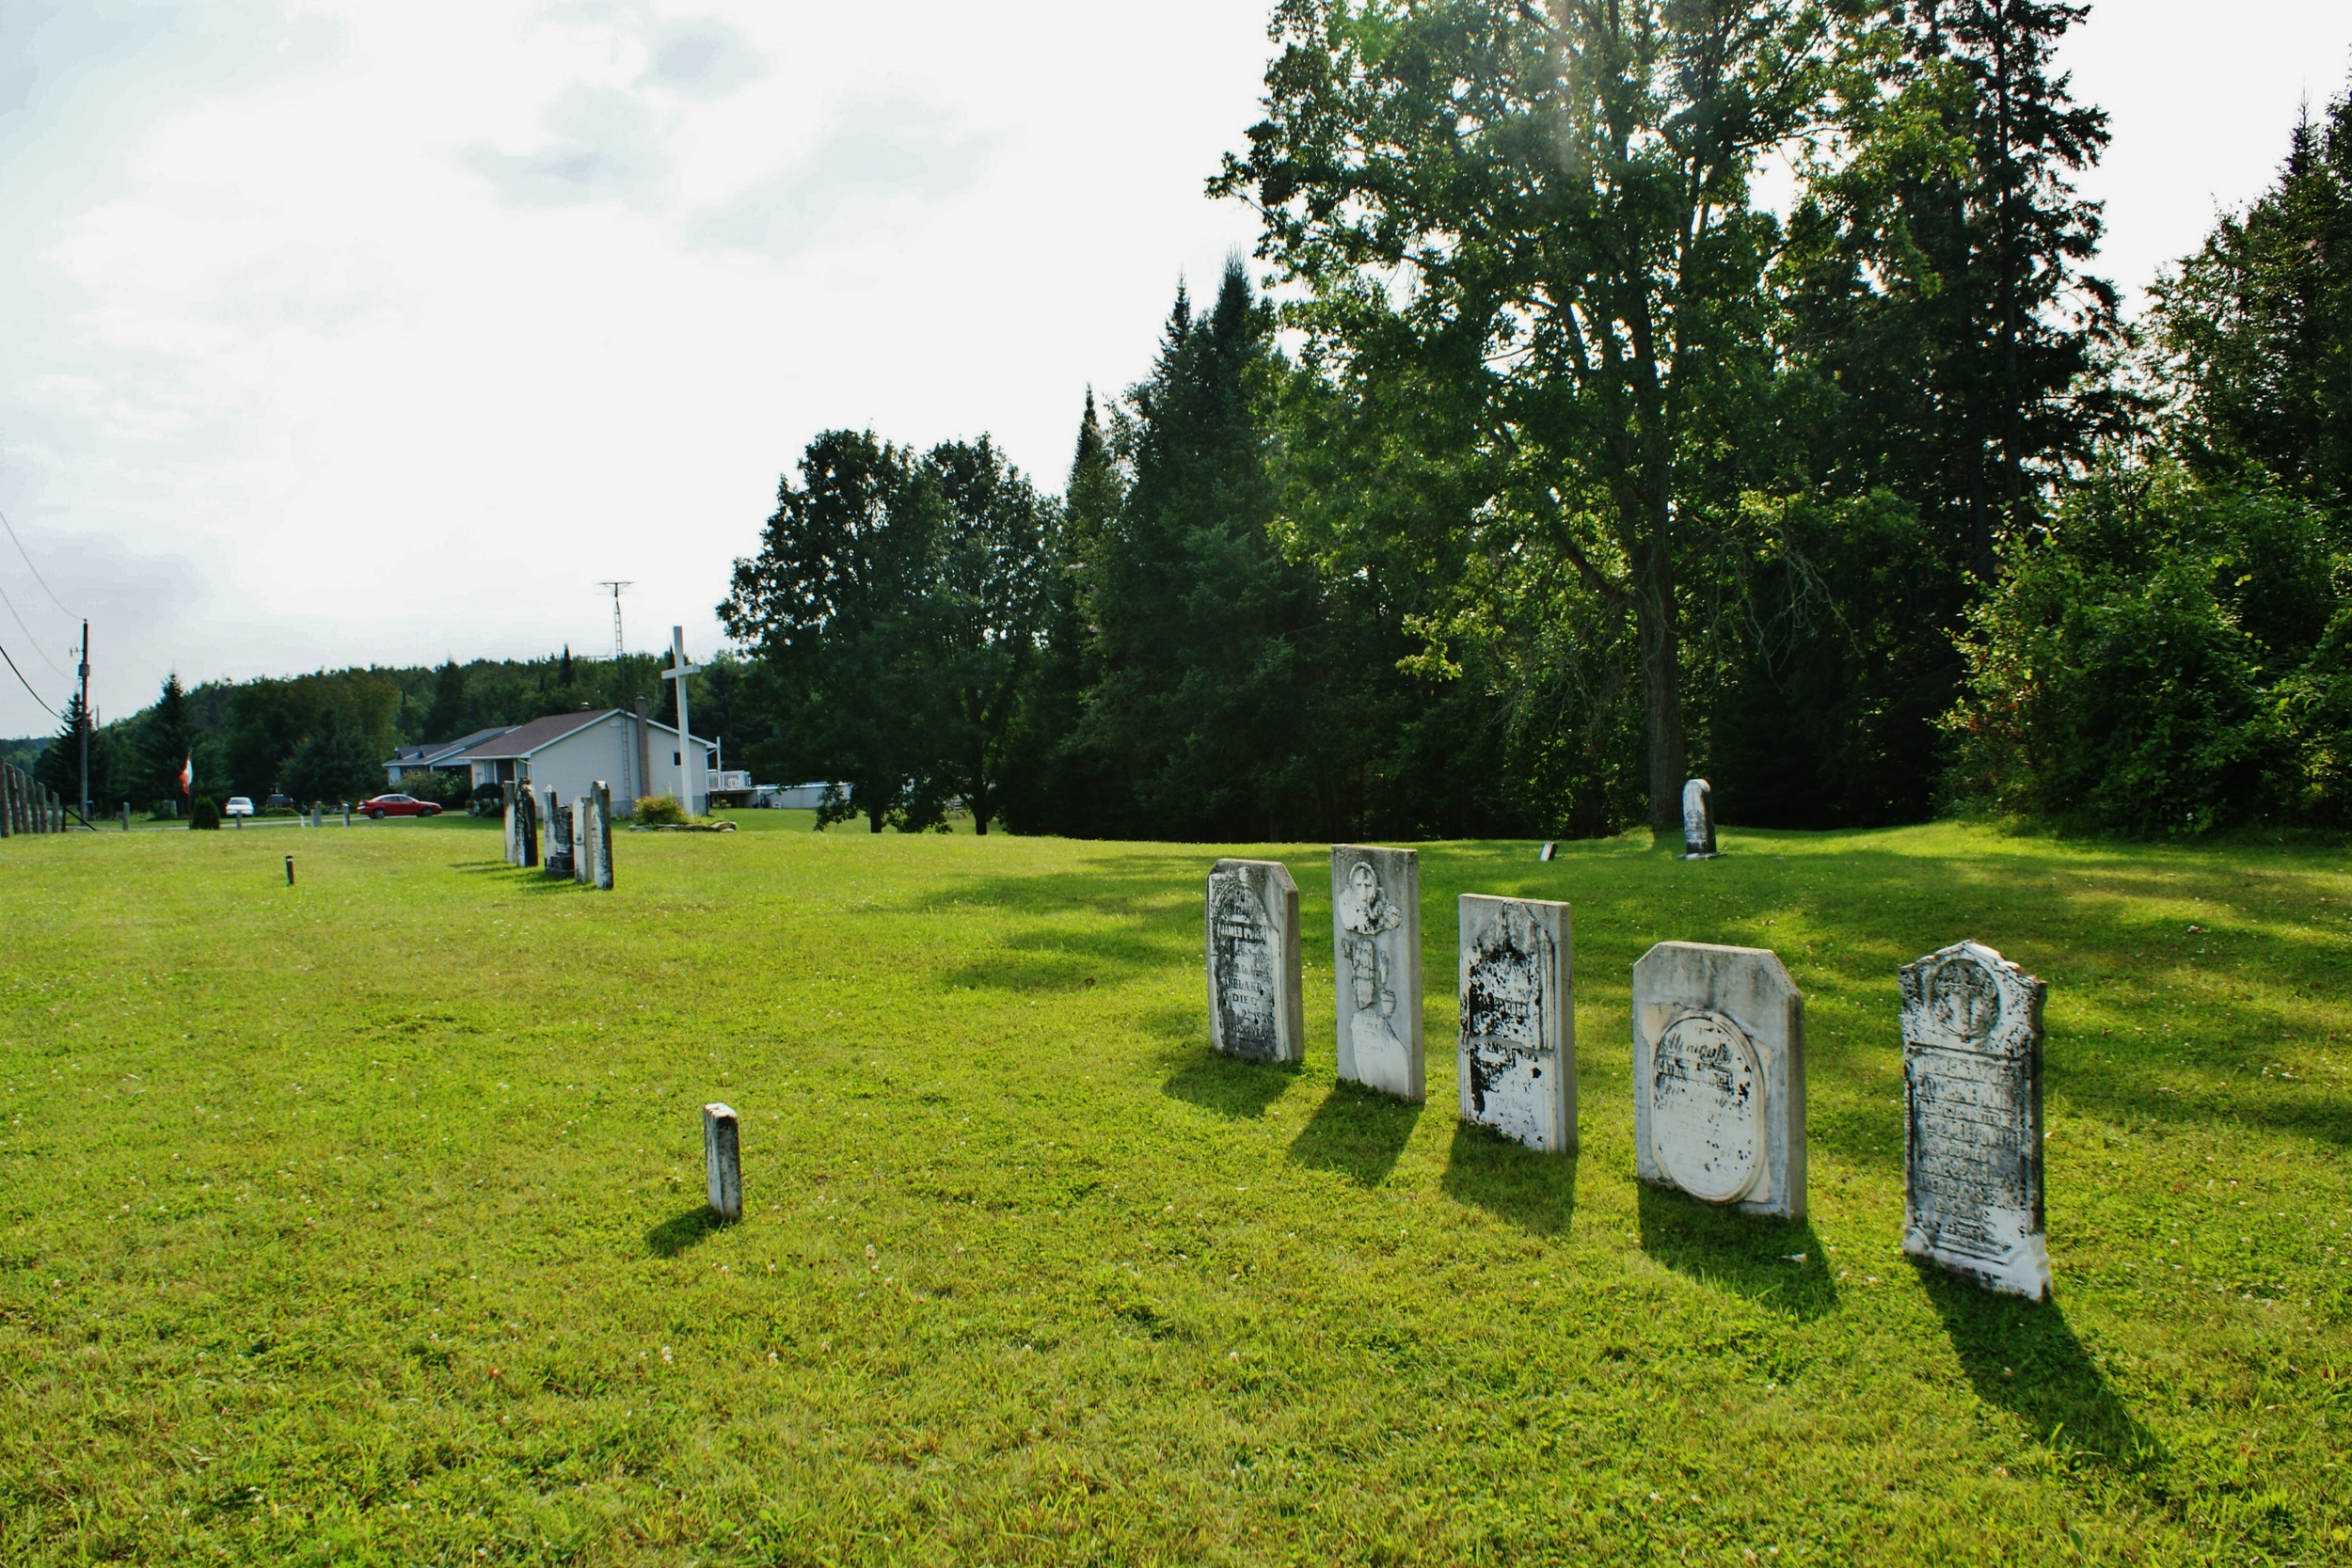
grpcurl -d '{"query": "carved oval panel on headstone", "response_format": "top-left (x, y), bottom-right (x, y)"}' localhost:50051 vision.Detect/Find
top-left (1649, 1008), bottom-right (1765, 1203)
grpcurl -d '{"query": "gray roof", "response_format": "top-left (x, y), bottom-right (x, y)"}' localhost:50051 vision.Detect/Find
top-left (387, 724), bottom-right (515, 769)
top-left (452, 708), bottom-right (709, 763)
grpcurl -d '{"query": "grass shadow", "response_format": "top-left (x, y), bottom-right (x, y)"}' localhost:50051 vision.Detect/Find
top-left (1914, 1259), bottom-right (2160, 1469)
top-left (646, 1207), bottom-right (721, 1258)
top-left (1634, 1183), bottom-right (1840, 1322)
top-left (1288, 1083), bottom-right (1422, 1187)
top-left (1439, 1120), bottom-right (1578, 1237)
top-left (1161, 1048), bottom-right (1297, 1119)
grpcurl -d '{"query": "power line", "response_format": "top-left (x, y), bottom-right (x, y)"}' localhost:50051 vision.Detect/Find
top-left (0, 574), bottom-right (70, 679)
top-left (0, 507), bottom-right (72, 617)
top-left (0, 636), bottom-right (58, 721)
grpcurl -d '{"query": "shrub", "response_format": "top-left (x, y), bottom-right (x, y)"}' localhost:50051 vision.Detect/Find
top-left (189, 796), bottom-right (221, 831)
top-left (632, 795), bottom-right (691, 826)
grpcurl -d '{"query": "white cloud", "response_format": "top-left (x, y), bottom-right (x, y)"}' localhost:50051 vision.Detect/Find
top-left (639, 18), bottom-right (765, 99)
top-left (691, 101), bottom-right (989, 255)
top-left (465, 84), bottom-right (670, 207)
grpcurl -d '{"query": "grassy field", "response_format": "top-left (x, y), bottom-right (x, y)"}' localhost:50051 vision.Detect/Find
top-left (1, 815), bottom-right (2345, 1565)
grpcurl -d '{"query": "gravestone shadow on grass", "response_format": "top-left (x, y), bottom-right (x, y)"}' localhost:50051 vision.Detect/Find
top-left (1440, 1120), bottom-right (1578, 1237)
top-left (1913, 1259), bottom-right (2158, 1470)
top-left (1161, 1048), bottom-right (1296, 1119)
top-left (647, 1207), bottom-right (721, 1258)
top-left (1288, 1083), bottom-right (1422, 1186)
top-left (1634, 1183), bottom-right (1840, 1322)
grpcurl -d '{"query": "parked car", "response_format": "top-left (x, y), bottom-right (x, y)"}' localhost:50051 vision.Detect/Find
top-left (223, 797), bottom-right (255, 817)
top-left (265, 794), bottom-right (295, 811)
top-left (356, 793), bottom-right (441, 819)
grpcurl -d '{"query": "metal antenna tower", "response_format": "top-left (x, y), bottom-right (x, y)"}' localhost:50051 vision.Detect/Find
top-left (599, 581), bottom-right (633, 661)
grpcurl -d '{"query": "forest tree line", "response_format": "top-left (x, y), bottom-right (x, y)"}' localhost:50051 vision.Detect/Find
top-left (718, 2), bottom-right (2352, 840)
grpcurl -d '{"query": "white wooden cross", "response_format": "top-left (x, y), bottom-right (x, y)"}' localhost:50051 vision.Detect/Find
top-left (660, 625), bottom-right (704, 811)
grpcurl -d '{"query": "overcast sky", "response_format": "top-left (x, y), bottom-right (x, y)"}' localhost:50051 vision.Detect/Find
top-left (2, 1), bottom-right (2348, 737)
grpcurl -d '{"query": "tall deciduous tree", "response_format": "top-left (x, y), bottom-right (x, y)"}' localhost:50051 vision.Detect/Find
top-left (1219, 0), bottom-right (1839, 832)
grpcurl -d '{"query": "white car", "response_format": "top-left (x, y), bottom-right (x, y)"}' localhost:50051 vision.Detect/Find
top-left (223, 797), bottom-right (255, 817)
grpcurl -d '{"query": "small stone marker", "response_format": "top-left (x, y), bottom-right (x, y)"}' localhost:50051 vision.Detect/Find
top-left (703, 1102), bottom-right (742, 1222)
top-left (590, 781), bottom-right (614, 890)
top-left (308, 803), bottom-right (322, 830)
top-left (1679, 779), bottom-right (1718, 859)
top-left (1206, 858), bottom-right (1305, 1063)
top-left (120, 803), bottom-right (131, 831)
top-left (1901, 941), bottom-right (2050, 1301)
top-left (1538, 841), bottom-right (1556, 862)
top-left (544, 789), bottom-right (574, 879)
top-left (1632, 942), bottom-right (1804, 1219)
top-left (284, 855), bottom-right (294, 886)
top-left (1458, 894), bottom-right (1573, 1151)
top-left (1331, 844), bottom-right (1422, 1101)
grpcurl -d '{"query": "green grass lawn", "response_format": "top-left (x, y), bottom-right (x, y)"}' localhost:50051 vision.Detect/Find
top-left (2, 818), bottom-right (2345, 1565)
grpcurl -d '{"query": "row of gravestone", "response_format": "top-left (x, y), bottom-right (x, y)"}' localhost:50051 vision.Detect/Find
top-left (501, 783), bottom-right (615, 889)
top-left (1205, 847), bottom-right (2052, 1302)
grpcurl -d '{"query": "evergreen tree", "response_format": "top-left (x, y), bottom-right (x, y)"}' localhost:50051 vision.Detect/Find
top-left (2152, 75), bottom-right (2352, 508)
top-left (34, 691), bottom-right (91, 814)
top-left (142, 672), bottom-right (195, 805)
top-left (560, 644), bottom-right (574, 686)
top-left (423, 659), bottom-right (469, 741)
top-left (282, 707), bottom-right (381, 806)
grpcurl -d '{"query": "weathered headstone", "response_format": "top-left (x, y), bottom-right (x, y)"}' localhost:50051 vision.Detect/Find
top-left (1538, 841), bottom-right (1556, 862)
top-left (590, 781), bottom-right (614, 890)
top-left (501, 784), bottom-right (519, 865)
top-left (120, 802), bottom-right (130, 832)
top-left (545, 789), bottom-right (575, 879)
top-left (1205, 858), bottom-right (1304, 1063)
top-left (1632, 942), bottom-right (1805, 1219)
top-left (1901, 941), bottom-right (2050, 1301)
top-left (516, 789), bottom-right (539, 868)
top-left (1458, 894), bottom-right (1574, 1152)
top-left (308, 802), bottom-right (322, 830)
top-left (574, 795), bottom-right (594, 885)
top-left (1331, 845), bottom-right (1422, 1101)
top-left (1679, 778), bottom-right (1718, 859)
top-left (703, 1102), bottom-right (741, 1222)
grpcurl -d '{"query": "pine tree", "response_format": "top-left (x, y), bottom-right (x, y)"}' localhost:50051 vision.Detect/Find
top-left (423, 659), bottom-right (468, 741)
top-left (560, 644), bottom-right (574, 686)
top-left (142, 672), bottom-right (195, 805)
top-left (34, 691), bottom-right (90, 813)
top-left (283, 707), bottom-right (381, 806)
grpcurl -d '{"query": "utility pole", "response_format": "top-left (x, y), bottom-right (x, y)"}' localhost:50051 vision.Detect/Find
top-left (599, 581), bottom-right (633, 662)
top-left (77, 621), bottom-right (89, 827)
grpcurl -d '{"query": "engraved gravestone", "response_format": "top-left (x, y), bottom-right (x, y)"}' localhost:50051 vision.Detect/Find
top-left (1632, 942), bottom-right (1804, 1219)
top-left (1901, 941), bottom-right (2050, 1301)
top-left (574, 795), bottom-right (594, 885)
top-left (1331, 845), bottom-right (1422, 1101)
top-left (1458, 895), bottom-right (1574, 1152)
top-left (590, 781), bottom-right (614, 890)
top-left (1679, 779), bottom-right (1718, 859)
top-left (545, 789), bottom-right (574, 879)
top-left (1206, 858), bottom-right (1304, 1063)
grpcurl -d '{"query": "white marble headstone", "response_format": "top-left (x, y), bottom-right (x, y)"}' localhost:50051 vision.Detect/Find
top-left (1331, 845), bottom-right (1422, 1101)
top-left (1632, 942), bottom-right (1804, 1219)
top-left (1680, 779), bottom-right (1717, 859)
top-left (1901, 941), bottom-right (2050, 1301)
top-left (1206, 858), bottom-right (1304, 1063)
top-left (1457, 895), bottom-right (1573, 1152)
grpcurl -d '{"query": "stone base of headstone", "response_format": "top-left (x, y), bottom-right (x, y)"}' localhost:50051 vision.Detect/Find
top-left (1632, 942), bottom-right (1804, 1220)
top-left (1207, 858), bottom-right (1305, 1064)
top-left (1458, 894), bottom-right (1574, 1152)
top-left (1331, 844), bottom-right (1423, 1101)
top-left (1901, 940), bottom-right (2050, 1302)
top-left (703, 1102), bottom-right (741, 1222)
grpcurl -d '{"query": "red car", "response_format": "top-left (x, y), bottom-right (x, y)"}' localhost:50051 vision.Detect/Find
top-left (357, 793), bottom-right (441, 819)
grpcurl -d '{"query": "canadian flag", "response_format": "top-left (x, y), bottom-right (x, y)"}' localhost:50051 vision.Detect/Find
top-left (180, 754), bottom-right (193, 795)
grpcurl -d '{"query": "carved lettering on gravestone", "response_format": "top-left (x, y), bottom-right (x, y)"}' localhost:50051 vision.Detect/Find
top-left (1901, 940), bottom-right (2049, 1301)
top-left (1206, 858), bottom-right (1302, 1063)
top-left (1649, 1009), bottom-right (1765, 1202)
top-left (545, 792), bottom-right (575, 879)
top-left (1680, 778), bottom-right (1718, 859)
top-left (1458, 895), bottom-right (1573, 1152)
top-left (1332, 846), bottom-right (1423, 1101)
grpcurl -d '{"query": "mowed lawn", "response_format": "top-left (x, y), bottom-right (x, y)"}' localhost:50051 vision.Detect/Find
top-left (1, 815), bottom-right (2346, 1566)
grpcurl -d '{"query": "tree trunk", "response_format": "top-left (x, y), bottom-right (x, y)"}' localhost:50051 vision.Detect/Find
top-left (1636, 548), bottom-right (1687, 835)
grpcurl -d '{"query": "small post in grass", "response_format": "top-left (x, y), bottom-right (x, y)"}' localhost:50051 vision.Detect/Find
top-left (284, 855), bottom-right (294, 886)
top-left (703, 1103), bottom-right (741, 1223)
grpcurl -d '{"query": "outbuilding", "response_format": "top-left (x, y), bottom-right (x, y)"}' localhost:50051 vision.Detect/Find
top-left (450, 705), bottom-right (714, 817)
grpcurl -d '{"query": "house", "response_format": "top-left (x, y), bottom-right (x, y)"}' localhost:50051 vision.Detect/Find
top-left (384, 726), bottom-right (515, 788)
top-left (449, 705), bottom-right (715, 817)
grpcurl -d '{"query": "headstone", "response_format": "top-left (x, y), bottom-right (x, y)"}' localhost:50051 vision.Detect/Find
top-left (1457, 894), bottom-right (1574, 1151)
top-left (703, 1102), bottom-right (741, 1222)
top-left (573, 795), bottom-right (594, 885)
top-left (1205, 858), bottom-right (1304, 1063)
top-left (309, 803), bottom-right (322, 830)
top-left (590, 781), bottom-right (614, 890)
top-left (1632, 942), bottom-right (1805, 1219)
top-left (545, 790), bottom-right (575, 879)
top-left (516, 789), bottom-right (539, 868)
top-left (1679, 779), bottom-right (1718, 859)
top-left (1900, 941), bottom-right (2050, 1301)
top-left (1331, 844), bottom-right (1422, 1101)
top-left (120, 802), bottom-right (130, 832)
top-left (501, 784), bottom-right (518, 865)
top-left (1538, 841), bottom-right (1556, 862)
